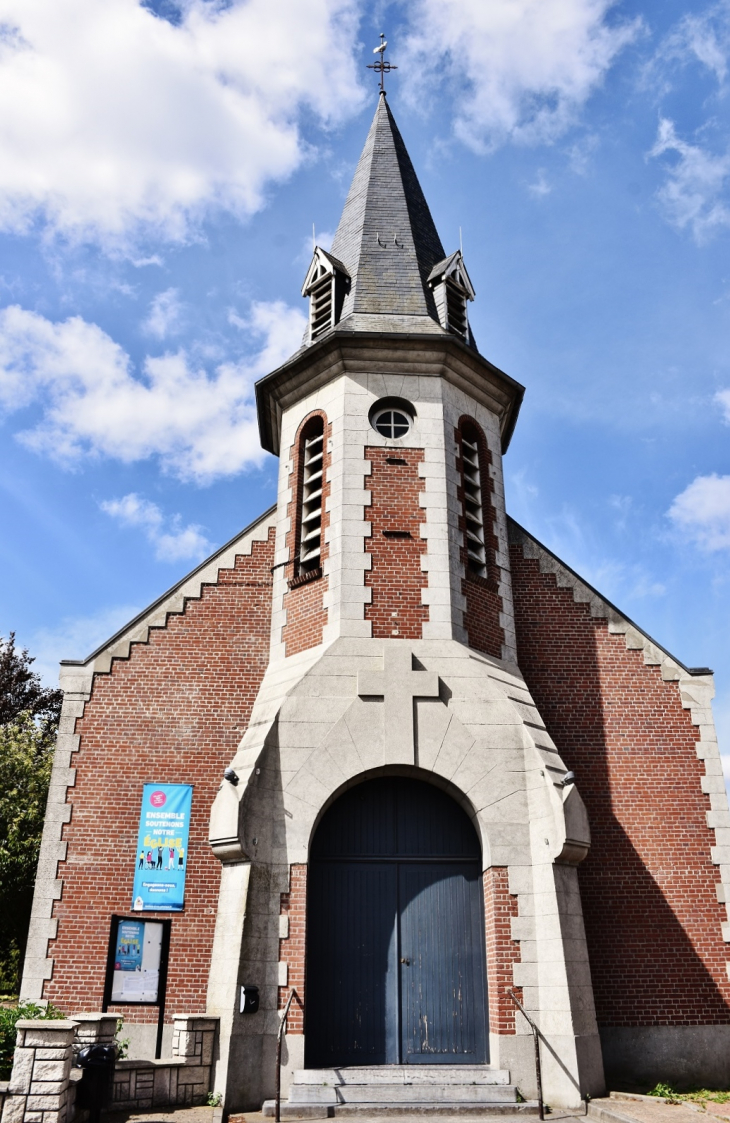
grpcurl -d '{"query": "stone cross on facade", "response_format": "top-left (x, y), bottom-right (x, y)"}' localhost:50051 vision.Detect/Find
top-left (357, 642), bottom-right (440, 763)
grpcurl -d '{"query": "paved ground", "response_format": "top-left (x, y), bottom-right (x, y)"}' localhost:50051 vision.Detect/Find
top-left (591, 1098), bottom-right (730, 1123)
top-left (100, 1100), bottom-right (730, 1123)
top-left (105, 1109), bottom-right (218, 1123)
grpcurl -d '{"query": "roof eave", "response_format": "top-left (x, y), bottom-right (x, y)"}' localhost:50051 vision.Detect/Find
top-left (255, 331), bottom-right (525, 457)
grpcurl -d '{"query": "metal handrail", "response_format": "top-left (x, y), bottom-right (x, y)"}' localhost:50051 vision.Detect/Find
top-left (508, 990), bottom-right (544, 1120)
top-left (275, 989), bottom-right (297, 1123)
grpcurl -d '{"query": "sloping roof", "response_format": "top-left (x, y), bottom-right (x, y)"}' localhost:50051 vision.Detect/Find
top-left (507, 516), bottom-right (712, 679)
top-left (59, 506), bottom-right (277, 680)
top-left (329, 92), bottom-right (446, 329)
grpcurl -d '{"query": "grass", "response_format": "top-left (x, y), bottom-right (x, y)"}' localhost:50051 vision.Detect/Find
top-left (647, 1083), bottom-right (730, 1106)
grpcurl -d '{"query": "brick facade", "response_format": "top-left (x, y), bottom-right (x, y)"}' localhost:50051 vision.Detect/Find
top-left (455, 419), bottom-right (504, 658)
top-left (278, 864), bottom-right (307, 1033)
top-left (510, 543), bottom-right (730, 1027)
top-left (282, 412), bottom-right (331, 656)
top-left (483, 867), bottom-right (521, 1035)
top-left (364, 447), bottom-right (428, 639)
top-left (43, 534), bottom-right (275, 1025)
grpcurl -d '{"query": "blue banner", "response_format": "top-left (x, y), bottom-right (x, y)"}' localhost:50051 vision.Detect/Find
top-left (132, 784), bottom-right (192, 912)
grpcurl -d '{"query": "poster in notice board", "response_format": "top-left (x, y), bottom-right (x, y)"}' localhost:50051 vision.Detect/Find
top-left (131, 783), bottom-right (192, 912)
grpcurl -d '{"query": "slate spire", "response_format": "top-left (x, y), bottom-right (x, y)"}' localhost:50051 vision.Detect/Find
top-left (328, 92), bottom-right (448, 334)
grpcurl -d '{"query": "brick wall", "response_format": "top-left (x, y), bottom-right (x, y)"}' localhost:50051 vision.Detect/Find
top-left (364, 447), bottom-right (428, 639)
top-left (282, 413), bottom-right (331, 656)
top-left (483, 867), bottom-right (521, 1035)
top-left (456, 419), bottom-right (504, 659)
top-left (44, 533), bottom-right (275, 1025)
top-left (510, 544), bottom-right (730, 1026)
top-left (278, 864), bottom-right (307, 1033)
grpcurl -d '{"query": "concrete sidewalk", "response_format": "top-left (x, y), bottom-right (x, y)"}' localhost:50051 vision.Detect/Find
top-left (589, 1096), bottom-right (730, 1123)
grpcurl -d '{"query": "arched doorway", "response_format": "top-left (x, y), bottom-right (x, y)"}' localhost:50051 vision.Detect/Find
top-left (305, 776), bottom-right (488, 1067)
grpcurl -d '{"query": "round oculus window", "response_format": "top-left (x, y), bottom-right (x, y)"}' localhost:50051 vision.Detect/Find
top-left (372, 407), bottom-right (411, 439)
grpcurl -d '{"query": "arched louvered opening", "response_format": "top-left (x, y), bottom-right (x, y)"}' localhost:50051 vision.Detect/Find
top-left (296, 416), bottom-right (325, 578)
top-left (459, 421), bottom-right (488, 579)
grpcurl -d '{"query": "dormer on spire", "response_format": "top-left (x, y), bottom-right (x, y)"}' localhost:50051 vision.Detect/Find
top-left (428, 250), bottom-right (475, 339)
top-left (301, 247), bottom-right (350, 342)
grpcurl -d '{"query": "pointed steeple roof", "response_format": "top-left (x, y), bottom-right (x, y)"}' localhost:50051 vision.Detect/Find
top-left (329, 93), bottom-right (447, 335)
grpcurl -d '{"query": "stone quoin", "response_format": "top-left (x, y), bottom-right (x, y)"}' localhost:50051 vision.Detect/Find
top-left (20, 87), bottom-right (730, 1114)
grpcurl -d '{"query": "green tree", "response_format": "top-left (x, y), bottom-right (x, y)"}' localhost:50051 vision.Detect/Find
top-left (0, 634), bottom-right (62, 729)
top-left (0, 635), bottom-right (61, 994)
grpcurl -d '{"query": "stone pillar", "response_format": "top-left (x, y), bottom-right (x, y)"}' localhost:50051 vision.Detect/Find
top-left (171, 1016), bottom-right (218, 1067)
top-left (171, 1016), bottom-right (219, 1105)
top-left (70, 1014), bottom-right (118, 1059)
top-left (1, 1020), bottom-right (78, 1123)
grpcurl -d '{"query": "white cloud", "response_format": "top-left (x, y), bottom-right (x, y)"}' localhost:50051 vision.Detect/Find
top-left (716, 387), bottom-right (730, 423)
top-left (649, 1), bottom-right (730, 89)
top-left (668, 473), bottom-right (730, 550)
top-left (29, 604), bottom-right (141, 685)
top-left (0, 0), bottom-right (364, 250)
top-left (401, 0), bottom-right (640, 150)
top-left (649, 118), bottom-right (730, 242)
top-left (528, 170), bottom-right (552, 197)
top-left (0, 298), bottom-right (307, 482)
top-left (100, 493), bottom-right (212, 561)
top-left (143, 288), bottom-right (183, 339)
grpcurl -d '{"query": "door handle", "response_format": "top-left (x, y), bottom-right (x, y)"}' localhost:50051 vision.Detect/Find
top-left (400, 957), bottom-right (410, 966)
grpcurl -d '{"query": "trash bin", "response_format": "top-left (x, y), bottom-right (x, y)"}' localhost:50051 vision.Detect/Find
top-left (77, 1043), bottom-right (117, 1123)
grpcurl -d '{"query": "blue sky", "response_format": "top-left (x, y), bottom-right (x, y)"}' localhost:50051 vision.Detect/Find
top-left (1, 0), bottom-right (730, 774)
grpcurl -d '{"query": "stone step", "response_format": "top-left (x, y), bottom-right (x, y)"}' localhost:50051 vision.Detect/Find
top-left (262, 1101), bottom-right (540, 1119)
top-left (289, 1085), bottom-right (518, 1106)
top-left (291, 1067), bottom-right (511, 1087)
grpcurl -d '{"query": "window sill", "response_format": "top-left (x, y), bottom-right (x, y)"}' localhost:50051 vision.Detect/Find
top-left (288, 567), bottom-right (322, 590)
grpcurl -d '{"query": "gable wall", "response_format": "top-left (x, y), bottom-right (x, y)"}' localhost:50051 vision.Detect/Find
top-left (42, 532), bottom-right (275, 1033)
top-left (509, 540), bottom-right (730, 1028)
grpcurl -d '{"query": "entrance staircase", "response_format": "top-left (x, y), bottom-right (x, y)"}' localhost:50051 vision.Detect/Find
top-left (262, 1066), bottom-right (539, 1117)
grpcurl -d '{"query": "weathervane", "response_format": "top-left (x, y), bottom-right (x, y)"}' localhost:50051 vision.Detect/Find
top-left (367, 33), bottom-right (397, 94)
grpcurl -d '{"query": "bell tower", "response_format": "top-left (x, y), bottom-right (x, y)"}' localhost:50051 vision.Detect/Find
top-left (255, 90), bottom-right (524, 666)
top-left (208, 87), bottom-right (603, 1114)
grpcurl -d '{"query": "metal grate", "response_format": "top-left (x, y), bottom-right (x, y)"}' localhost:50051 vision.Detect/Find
top-left (461, 435), bottom-right (486, 577)
top-left (298, 424), bottom-right (324, 574)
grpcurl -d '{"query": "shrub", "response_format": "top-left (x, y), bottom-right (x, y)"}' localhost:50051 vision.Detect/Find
top-left (0, 1002), bottom-right (65, 1080)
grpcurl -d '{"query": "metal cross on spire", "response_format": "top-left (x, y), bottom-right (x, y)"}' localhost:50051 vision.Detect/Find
top-left (367, 33), bottom-right (397, 94)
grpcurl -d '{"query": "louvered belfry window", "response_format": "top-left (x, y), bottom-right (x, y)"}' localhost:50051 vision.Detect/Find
top-left (310, 275), bottom-right (334, 340)
top-left (446, 279), bottom-right (468, 337)
top-left (297, 417), bottom-right (325, 577)
top-left (460, 424), bottom-right (487, 578)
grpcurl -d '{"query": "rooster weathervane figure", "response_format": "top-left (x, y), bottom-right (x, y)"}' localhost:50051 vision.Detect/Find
top-left (367, 33), bottom-right (397, 94)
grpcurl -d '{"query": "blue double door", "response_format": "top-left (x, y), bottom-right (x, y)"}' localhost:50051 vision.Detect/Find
top-left (306, 777), bottom-right (488, 1067)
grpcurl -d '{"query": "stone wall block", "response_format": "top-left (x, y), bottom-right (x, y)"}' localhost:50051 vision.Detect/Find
top-left (25, 1096), bottom-right (63, 1112)
top-left (152, 1066), bottom-right (171, 1105)
top-left (29, 1084), bottom-right (66, 1098)
top-left (14, 1027), bottom-right (75, 1051)
top-left (8, 1051), bottom-right (34, 1096)
top-left (29, 1062), bottom-right (68, 1084)
top-left (1, 1095), bottom-right (26, 1123)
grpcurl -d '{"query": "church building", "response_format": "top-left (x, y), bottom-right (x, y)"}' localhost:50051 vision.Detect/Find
top-left (21, 88), bottom-right (730, 1114)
